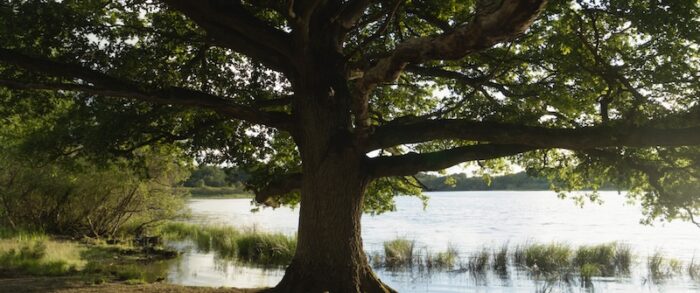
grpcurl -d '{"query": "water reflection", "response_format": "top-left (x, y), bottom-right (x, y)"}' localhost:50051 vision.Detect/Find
top-left (166, 191), bottom-right (700, 292)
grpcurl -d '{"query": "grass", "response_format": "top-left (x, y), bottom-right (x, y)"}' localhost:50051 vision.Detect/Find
top-left (0, 235), bottom-right (85, 277)
top-left (383, 238), bottom-right (415, 268)
top-left (572, 242), bottom-right (632, 276)
top-left (493, 244), bottom-right (509, 274)
top-left (236, 233), bottom-right (296, 265)
top-left (648, 251), bottom-right (683, 280)
top-left (579, 263), bottom-right (600, 285)
top-left (161, 222), bottom-right (296, 267)
top-left (0, 229), bottom-right (177, 284)
top-left (425, 245), bottom-right (458, 270)
top-left (514, 242), bottom-right (572, 273)
top-left (180, 187), bottom-right (252, 199)
top-left (689, 257), bottom-right (700, 281)
top-left (374, 239), bottom-right (459, 270)
top-left (466, 247), bottom-right (490, 273)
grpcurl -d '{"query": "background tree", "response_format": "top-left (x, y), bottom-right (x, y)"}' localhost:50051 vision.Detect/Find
top-left (0, 92), bottom-right (190, 238)
top-left (0, 0), bottom-right (699, 292)
top-left (184, 165), bottom-right (229, 187)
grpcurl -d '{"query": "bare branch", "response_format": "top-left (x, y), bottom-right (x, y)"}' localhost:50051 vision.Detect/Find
top-left (368, 144), bottom-right (534, 178)
top-left (0, 48), bottom-right (293, 130)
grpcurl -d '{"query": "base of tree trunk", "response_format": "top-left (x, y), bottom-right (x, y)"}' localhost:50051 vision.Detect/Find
top-left (264, 261), bottom-right (396, 293)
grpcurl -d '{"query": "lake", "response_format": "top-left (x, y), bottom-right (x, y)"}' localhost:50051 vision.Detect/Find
top-left (165, 191), bottom-right (700, 292)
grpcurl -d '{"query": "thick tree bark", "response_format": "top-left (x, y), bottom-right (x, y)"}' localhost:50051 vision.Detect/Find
top-left (271, 151), bottom-right (394, 293)
top-left (269, 60), bottom-right (395, 291)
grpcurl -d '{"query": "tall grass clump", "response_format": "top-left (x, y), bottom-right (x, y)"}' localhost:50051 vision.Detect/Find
top-left (613, 243), bottom-right (633, 274)
top-left (383, 238), bottom-right (415, 268)
top-left (467, 247), bottom-right (490, 273)
top-left (689, 257), bottom-right (700, 281)
top-left (573, 242), bottom-right (632, 276)
top-left (514, 242), bottom-right (572, 273)
top-left (236, 232), bottom-right (296, 266)
top-left (573, 242), bottom-right (633, 285)
top-left (425, 245), bottom-right (458, 270)
top-left (648, 251), bottom-right (682, 280)
top-left (493, 244), bottom-right (509, 274)
top-left (161, 222), bottom-right (295, 266)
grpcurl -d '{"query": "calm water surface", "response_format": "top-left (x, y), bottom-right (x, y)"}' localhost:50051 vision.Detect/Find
top-left (166, 191), bottom-right (700, 292)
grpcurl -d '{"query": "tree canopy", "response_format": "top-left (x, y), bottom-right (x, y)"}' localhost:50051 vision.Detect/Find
top-left (1, 0), bottom-right (697, 224)
top-left (1, 1), bottom-right (699, 291)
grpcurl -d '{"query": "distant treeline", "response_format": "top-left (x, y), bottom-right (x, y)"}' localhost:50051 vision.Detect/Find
top-left (184, 165), bottom-right (249, 188)
top-left (184, 166), bottom-right (613, 192)
top-left (184, 165), bottom-right (553, 191)
top-left (415, 172), bottom-right (552, 191)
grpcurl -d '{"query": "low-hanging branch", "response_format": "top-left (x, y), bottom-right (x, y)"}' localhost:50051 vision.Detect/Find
top-left (0, 48), bottom-right (294, 131)
top-left (368, 144), bottom-right (535, 178)
top-left (367, 119), bottom-right (700, 152)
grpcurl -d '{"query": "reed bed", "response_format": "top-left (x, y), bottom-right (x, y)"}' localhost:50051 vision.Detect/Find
top-left (161, 222), bottom-right (296, 266)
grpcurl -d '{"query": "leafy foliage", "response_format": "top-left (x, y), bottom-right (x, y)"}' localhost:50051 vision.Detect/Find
top-left (0, 0), bottom-right (698, 224)
top-left (0, 93), bottom-right (190, 238)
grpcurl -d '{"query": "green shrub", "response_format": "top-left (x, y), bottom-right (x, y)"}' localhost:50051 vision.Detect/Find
top-left (0, 148), bottom-right (189, 238)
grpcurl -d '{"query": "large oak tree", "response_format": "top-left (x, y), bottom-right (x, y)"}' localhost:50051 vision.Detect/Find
top-left (1, 0), bottom-right (699, 292)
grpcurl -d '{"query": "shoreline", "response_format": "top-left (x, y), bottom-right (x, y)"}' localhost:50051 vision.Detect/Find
top-left (0, 277), bottom-right (260, 292)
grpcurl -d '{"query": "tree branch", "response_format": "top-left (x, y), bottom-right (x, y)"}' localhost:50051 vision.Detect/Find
top-left (368, 144), bottom-right (534, 178)
top-left (0, 48), bottom-right (293, 130)
top-left (335, 0), bottom-right (373, 30)
top-left (367, 119), bottom-right (700, 152)
top-left (162, 0), bottom-right (294, 73)
top-left (253, 173), bottom-right (302, 207)
top-left (352, 0), bottom-right (546, 134)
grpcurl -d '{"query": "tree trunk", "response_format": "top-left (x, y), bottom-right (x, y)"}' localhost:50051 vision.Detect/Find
top-left (271, 149), bottom-right (395, 293)
top-left (270, 63), bottom-right (395, 291)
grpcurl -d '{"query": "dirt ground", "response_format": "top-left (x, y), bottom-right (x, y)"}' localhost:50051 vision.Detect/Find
top-left (0, 277), bottom-right (262, 292)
